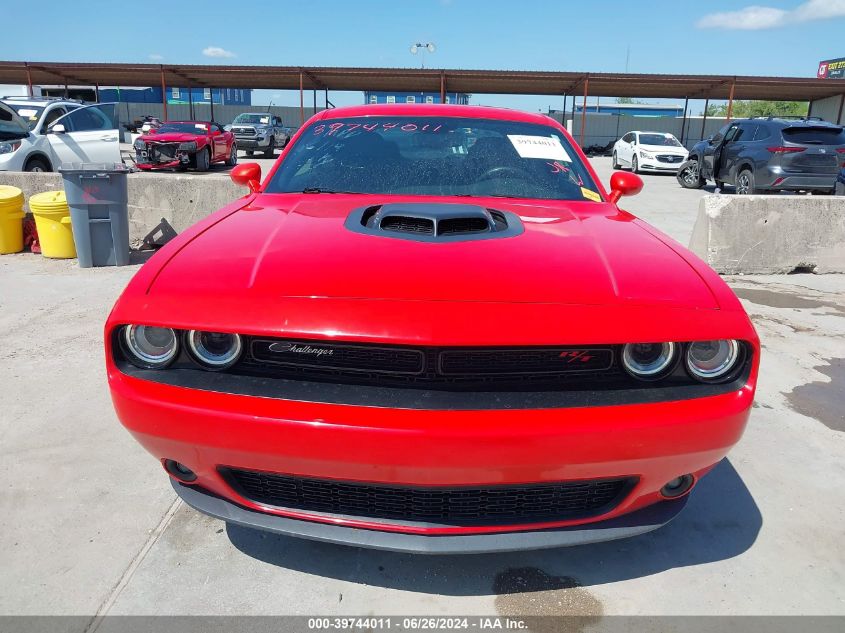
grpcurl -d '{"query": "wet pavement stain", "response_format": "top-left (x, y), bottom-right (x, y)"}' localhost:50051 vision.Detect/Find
top-left (786, 357), bottom-right (845, 432)
top-left (733, 287), bottom-right (845, 315)
top-left (493, 567), bottom-right (602, 632)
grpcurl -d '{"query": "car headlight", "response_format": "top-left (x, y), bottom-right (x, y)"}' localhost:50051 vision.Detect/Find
top-left (122, 325), bottom-right (179, 369)
top-left (0, 141), bottom-right (21, 155)
top-left (622, 342), bottom-right (677, 380)
top-left (178, 141), bottom-right (197, 152)
top-left (186, 330), bottom-right (243, 369)
top-left (133, 139), bottom-right (146, 150)
top-left (686, 340), bottom-right (740, 382)
top-left (640, 150), bottom-right (655, 160)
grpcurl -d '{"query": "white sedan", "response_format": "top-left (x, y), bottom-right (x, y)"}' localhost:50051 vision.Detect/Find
top-left (612, 131), bottom-right (688, 174)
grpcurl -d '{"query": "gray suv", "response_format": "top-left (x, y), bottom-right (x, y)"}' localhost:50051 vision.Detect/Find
top-left (230, 113), bottom-right (289, 157)
top-left (677, 117), bottom-right (845, 194)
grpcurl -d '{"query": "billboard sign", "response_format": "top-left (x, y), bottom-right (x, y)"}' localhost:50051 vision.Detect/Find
top-left (818, 57), bottom-right (845, 79)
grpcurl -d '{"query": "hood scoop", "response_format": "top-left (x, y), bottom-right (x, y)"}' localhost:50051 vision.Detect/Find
top-left (346, 203), bottom-right (524, 242)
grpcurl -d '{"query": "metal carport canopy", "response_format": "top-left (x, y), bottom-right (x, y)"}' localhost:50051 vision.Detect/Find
top-left (2, 61), bottom-right (845, 101)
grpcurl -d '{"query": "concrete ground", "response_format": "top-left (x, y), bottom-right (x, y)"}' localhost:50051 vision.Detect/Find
top-left (1, 159), bottom-right (844, 620)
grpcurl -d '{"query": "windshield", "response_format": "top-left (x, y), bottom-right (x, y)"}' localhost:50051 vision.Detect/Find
top-left (155, 122), bottom-right (208, 135)
top-left (234, 114), bottom-right (271, 125)
top-left (4, 104), bottom-right (44, 130)
top-left (266, 116), bottom-right (601, 201)
top-left (638, 133), bottom-right (682, 147)
top-left (0, 103), bottom-right (31, 139)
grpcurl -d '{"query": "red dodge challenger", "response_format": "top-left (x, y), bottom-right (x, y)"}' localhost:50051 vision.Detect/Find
top-left (134, 121), bottom-right (237, 171)
top-left (107, 104), bottom-right (758, 553)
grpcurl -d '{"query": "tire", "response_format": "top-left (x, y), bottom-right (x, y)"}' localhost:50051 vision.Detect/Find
top-left (194, 147), bottom-right (210, 172)
top-left (264, 137), bottom-right (275, 158)
top-left (631, 155), bottom-right (640, 174)
top-left (676, 159), bottom-right (705, 189)
top-left (282, 137), bottom-right (290, 148)
top-left (24, 156), bottom-right (51, 172)
top-left (735, 168), bottom-right (757, 195)
top-left (715, 180), bottom-right (725, 190)
top-left (225, 144), bottom-right (238, 167)
top-left (611, 151), bottom-right (619, 169)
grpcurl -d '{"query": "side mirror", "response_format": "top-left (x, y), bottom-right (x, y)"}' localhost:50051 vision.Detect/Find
top-left (49, 124), bottom-right (66, 134)
top-left (630, 138), bottom-right (636, 146)
top-left (608, 171), bottom-right (644, 204)
top-left (230, 162), bottom-right (261, 193)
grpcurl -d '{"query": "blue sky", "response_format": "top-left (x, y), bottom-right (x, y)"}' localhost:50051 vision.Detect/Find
top-left (2, 0), bottom-right (842, 113)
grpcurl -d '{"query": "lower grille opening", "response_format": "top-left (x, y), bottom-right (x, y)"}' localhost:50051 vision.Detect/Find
top-left (221, 468), bottom-right (635, 527)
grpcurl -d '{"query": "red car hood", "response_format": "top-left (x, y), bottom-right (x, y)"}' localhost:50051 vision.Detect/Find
top-left (140, 132), bottom-right (203, 143)
top-left (149, 194), bottom-right (718, 310)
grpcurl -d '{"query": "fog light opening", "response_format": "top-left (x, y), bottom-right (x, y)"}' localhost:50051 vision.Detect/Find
top-left (661, 474), bottom-right (694, 498)
top-left (163, 459), bottom-right (197, 483)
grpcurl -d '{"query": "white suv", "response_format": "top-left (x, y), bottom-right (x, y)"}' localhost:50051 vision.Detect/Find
top-left (0, 97), bottom-right (120, 172)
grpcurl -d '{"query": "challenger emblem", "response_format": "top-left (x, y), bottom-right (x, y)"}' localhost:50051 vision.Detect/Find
top-left (268, 342), bottom-right (334, 357)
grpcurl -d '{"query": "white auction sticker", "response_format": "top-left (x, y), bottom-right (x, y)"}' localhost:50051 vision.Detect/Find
top-left (507, 135), bottom-right (571, 161)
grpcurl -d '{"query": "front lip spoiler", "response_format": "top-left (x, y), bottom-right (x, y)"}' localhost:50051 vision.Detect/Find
top-left (172, 480), bottom-right (688, 554)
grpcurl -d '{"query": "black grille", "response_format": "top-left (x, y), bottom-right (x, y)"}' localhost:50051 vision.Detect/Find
top-left (657, 154), bottom-right (683, 163)
top-left (222, 468), bottom-right (634, 526)
top-left (438, 217), bottom-right (490, 235)
top-left (380, 215), bottom-right (435, 235)
top-left (239, 339), bottom-right (621, 391)
top-left (251, 340), bottom-right (424, 374)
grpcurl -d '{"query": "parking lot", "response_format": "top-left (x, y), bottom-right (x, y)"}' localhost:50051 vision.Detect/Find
top-left (1, 154), bottom-right (843, 622)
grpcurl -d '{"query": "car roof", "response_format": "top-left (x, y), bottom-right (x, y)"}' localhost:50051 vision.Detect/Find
top-left (313, 103), bottom-right (558, 126)
top-left (1, 97), bottom-right (80, 107)
top-left (744, 117), bottom-right (841, 129)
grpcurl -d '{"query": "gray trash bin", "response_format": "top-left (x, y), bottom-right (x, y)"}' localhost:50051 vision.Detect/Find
top-left (59, 162), bottom-right (131, 267)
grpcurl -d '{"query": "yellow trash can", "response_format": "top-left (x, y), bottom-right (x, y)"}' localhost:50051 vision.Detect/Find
top-left (0, 185), bottom-right (25, 254)
top-left (29, 190), bottom-right (77, 259)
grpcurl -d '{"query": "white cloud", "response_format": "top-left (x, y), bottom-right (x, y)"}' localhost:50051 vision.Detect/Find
top-left (202, 46), bottom-right (236, 58)
top-left (697, 0), bottom-right (845, 30)
top-left (148, 53), bottom-right (164, 61)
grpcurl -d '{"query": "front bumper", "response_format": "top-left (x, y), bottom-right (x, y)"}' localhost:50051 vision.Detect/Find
top-left (110, 362), bottom-right (753, 547)
top-left (174, 479), bottom-right (689, 553)
top-left (235, 136), bottom-right (271, 149)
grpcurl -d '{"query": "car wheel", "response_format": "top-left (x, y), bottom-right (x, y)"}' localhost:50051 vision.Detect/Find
top-left (24, 156), bottom-right (51, 172)
top-left (225, 144), bottom-right (238, 167)
top-left (194, 148), bottom-right (210, 172)
top-left (282, 137), bottom-right (290, 148)
top-left (631, 155), bottom-right (640, 174)
top-left (676, 159), bottom-right (705, 189)
top-left (264, 137), bottom-right (275, 158)
top-left (715, 180), bottom-right (724, 190)
top-left (736, 169), bottom-right (757, 195)
top-left (611, 151), bottom-right (619, 169)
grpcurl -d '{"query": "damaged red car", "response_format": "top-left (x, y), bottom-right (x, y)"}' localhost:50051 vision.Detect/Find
top-left (134, 121), bottom-right (237, 171)
top-left (107, 104), bottom-right (759, 553)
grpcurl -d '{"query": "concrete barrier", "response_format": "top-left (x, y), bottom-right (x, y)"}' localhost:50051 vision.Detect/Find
top-left (689, 194), bottom-right (845, 274)
top-left (0, 171), bottom-right (247, 244)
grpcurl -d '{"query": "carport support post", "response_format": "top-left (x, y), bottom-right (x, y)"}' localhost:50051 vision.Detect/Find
top-left (700, 98), bottom-right (709, 141)
top-left (160, 66), bottom-right (168, 121)
top-left (95, 83), bottom-right (100, 103)
top-left (680, 96), bottom-right (689, 146)
top-left (25, 63), bottom-right (33, 97)
top-left (188, 85), bottom-right (193, 120)
top-left (579, 76), bottom-right (589, 148)
top-left (440, 71), bottom-right (446, 104)
top-left (210, 90), bottom-right (215, 122)
top-left (299, 70), bottom-right (304, 125)
top-left (725, 80), bottom-right (736, 121)
top-left (836, 94), bottom-right (845, 125)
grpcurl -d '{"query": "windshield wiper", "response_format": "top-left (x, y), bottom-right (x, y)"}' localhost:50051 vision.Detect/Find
top-left (301, 187), bottom-right (362, 194)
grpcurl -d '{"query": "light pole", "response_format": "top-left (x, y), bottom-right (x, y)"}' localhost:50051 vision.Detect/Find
top-left (410, 42), bottom-right (436, 69)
